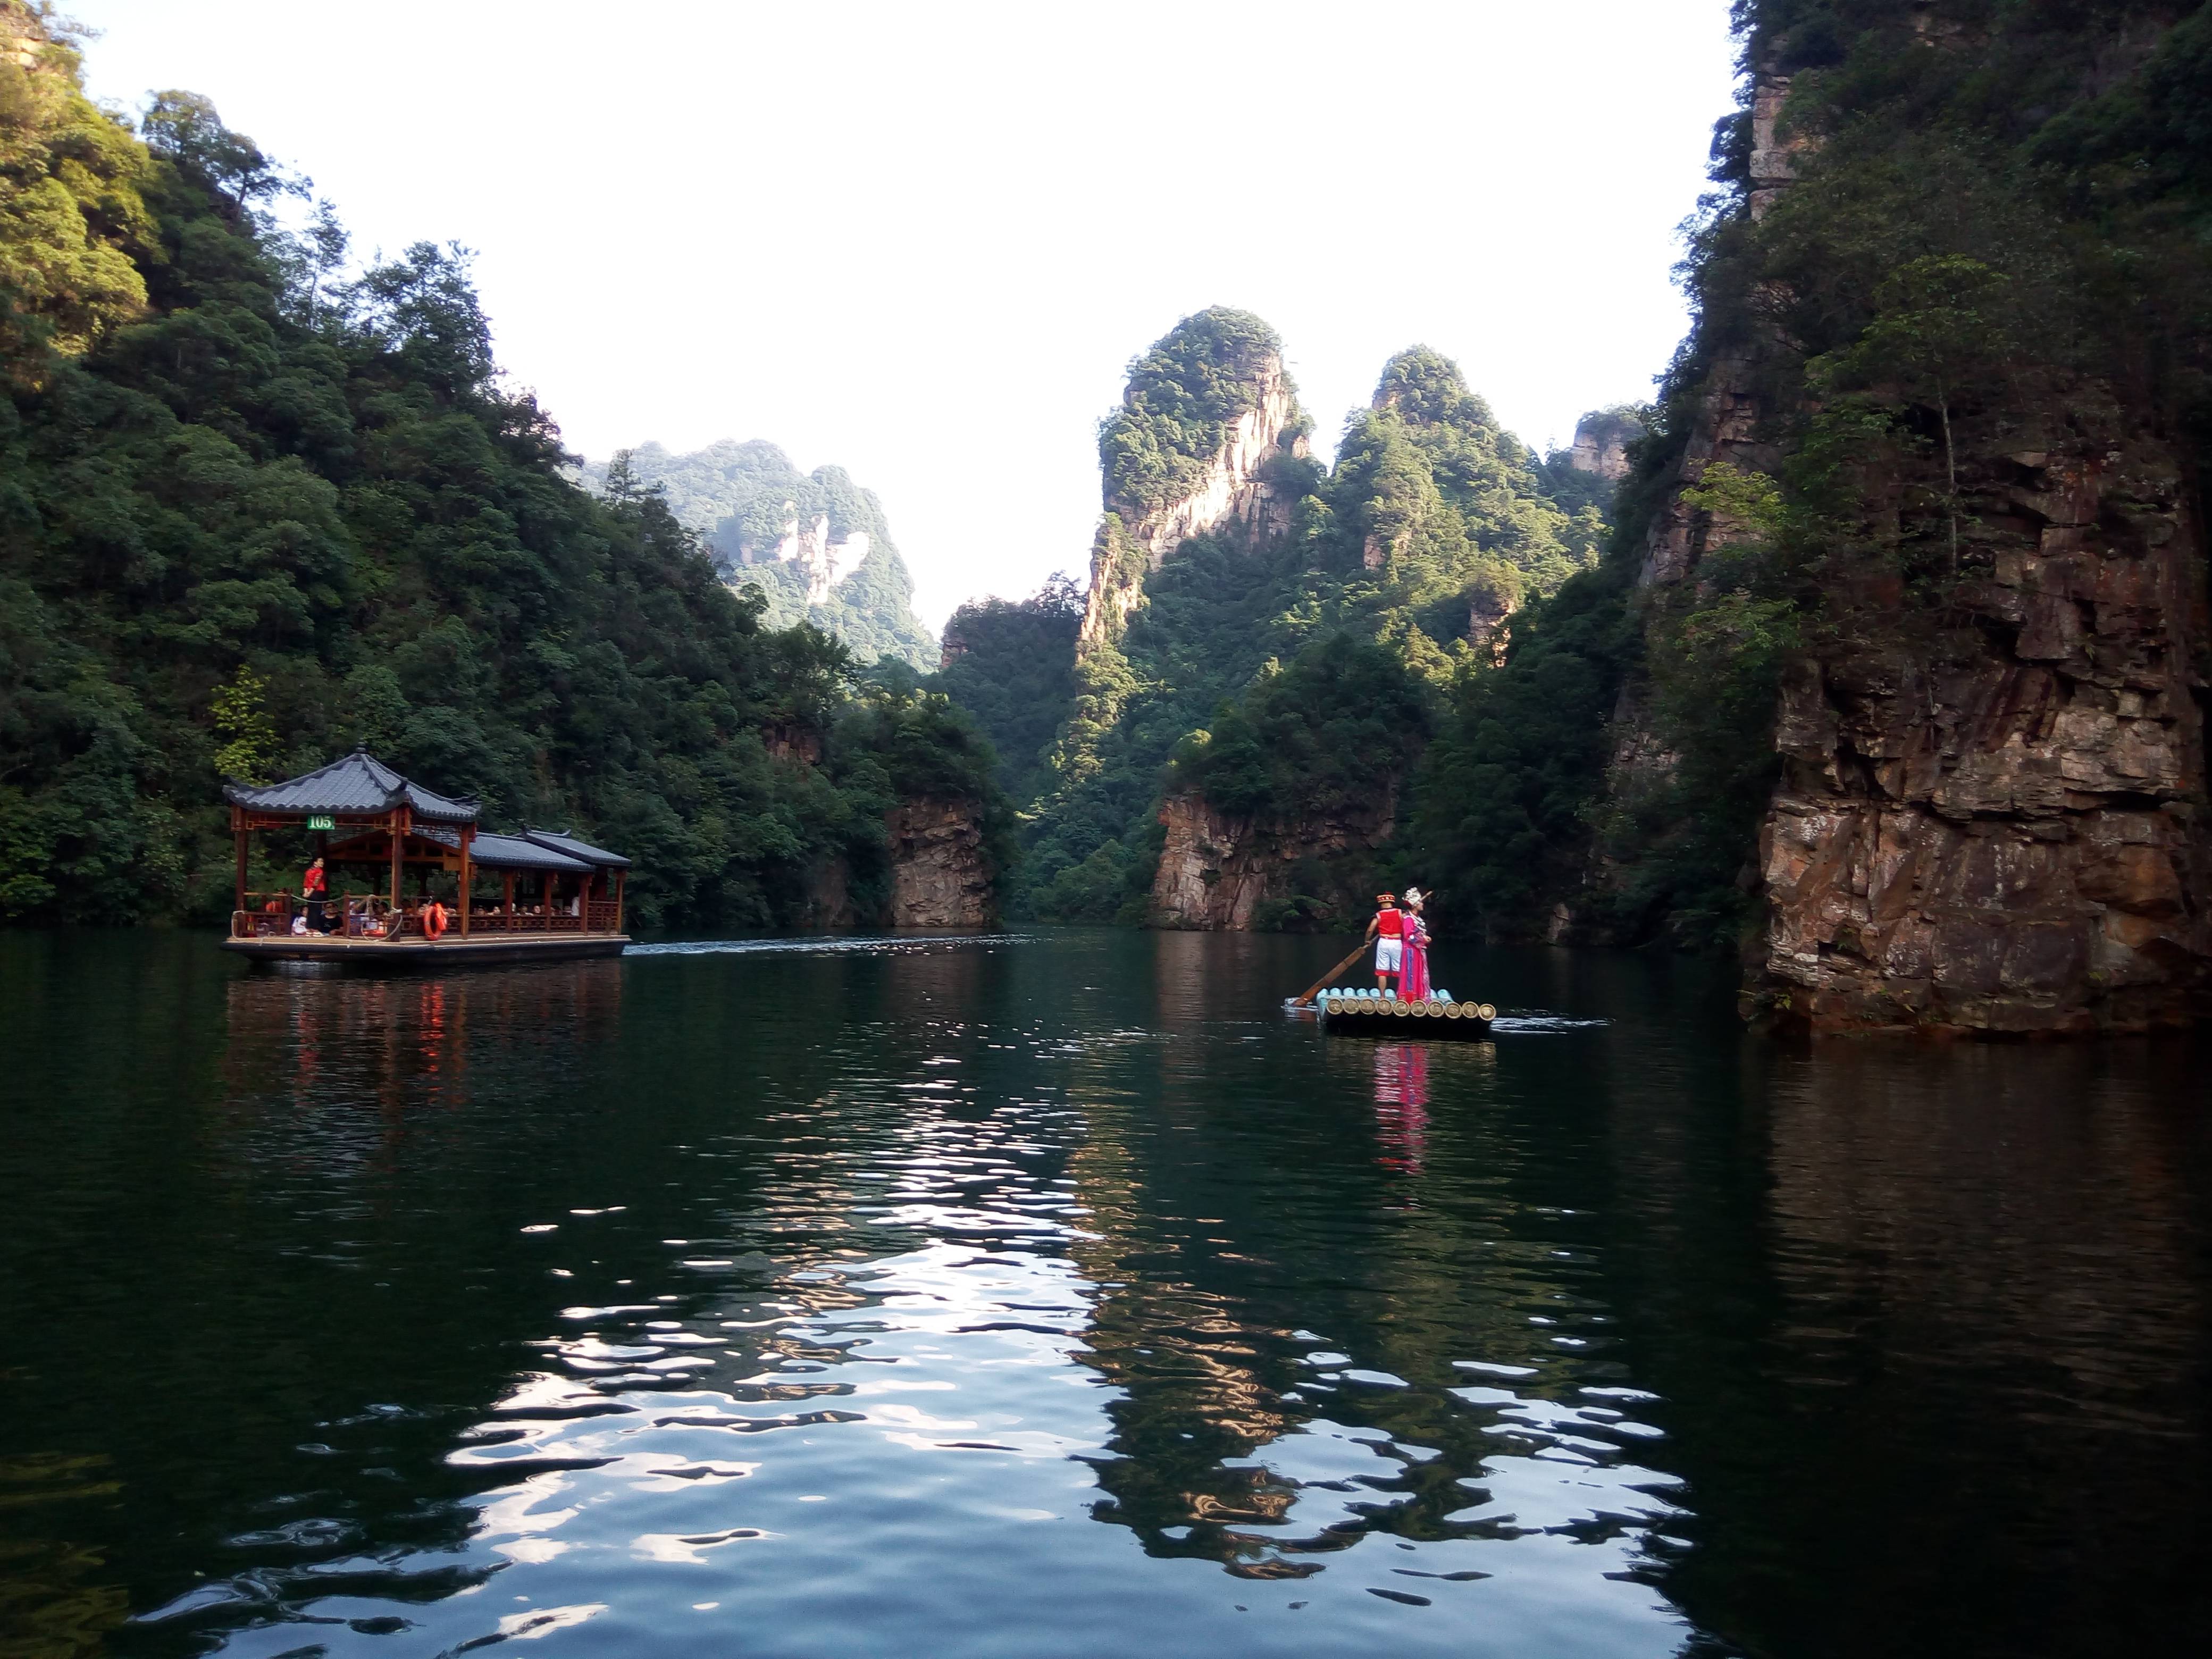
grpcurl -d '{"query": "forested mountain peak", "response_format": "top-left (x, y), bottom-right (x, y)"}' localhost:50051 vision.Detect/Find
top-left (1371, 346), bottom-right (1497, 433)
top-left (579, 439), bottom-right (937, 673)
top-left (1100, 306), bottom-right (1302, 521)
top-left (1078, 309), bottom-right (1313, 654)
top-left (937, 315), bottom-right (1621, 927)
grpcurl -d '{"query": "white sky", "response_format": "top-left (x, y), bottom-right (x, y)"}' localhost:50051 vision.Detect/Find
top-left (67, 1), bottom-right (1741, 630)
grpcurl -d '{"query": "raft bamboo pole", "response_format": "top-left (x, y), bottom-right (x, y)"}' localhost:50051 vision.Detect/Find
top-left (1294, 943), bottom-right (1373, 1008)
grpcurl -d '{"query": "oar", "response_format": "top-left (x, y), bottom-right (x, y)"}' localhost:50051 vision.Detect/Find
top-left (1292, 942), bottom-right (1371, 1008)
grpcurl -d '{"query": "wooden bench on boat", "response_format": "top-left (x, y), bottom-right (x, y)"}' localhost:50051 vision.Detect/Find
top-left (221, 750), bottom-right (632, 969)
top-left (1317, 990), bottom-right (1496, 1038)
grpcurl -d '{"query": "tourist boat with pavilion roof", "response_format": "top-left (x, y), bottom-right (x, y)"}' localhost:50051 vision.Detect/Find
top-left (222, 750), bottom-right (631, 968)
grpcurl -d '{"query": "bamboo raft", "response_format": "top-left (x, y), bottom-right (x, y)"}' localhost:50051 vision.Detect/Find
top-left (1316, 988), bottom-right (1497, 1038)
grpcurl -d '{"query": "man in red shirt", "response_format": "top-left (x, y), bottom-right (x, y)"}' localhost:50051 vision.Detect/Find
top-left (1365, 892), bottom-right (1404, 997)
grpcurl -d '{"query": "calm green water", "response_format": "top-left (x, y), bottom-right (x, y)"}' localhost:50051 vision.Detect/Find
top-left (1, 929), bottom-right (2205, 1658)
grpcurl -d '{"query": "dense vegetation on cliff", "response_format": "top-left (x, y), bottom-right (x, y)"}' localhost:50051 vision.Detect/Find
top-left (936, 309), bottom-right (1615, 923)
top-left (1399, 0), bottom-right (2212, 981)
top-left (0, 16), bottom-right (999, 928)
top-left (933, 575), bottom-right (1083, 807)
top-left (577, 440), bottom-right (939, 673)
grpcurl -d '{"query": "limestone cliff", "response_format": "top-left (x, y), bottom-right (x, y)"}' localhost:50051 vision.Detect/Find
top-left (1077, 311), bottom-right (1308, 650)
top-left (1149, 787), bottom-right (1397, 931)
top-left (758, 513), bottom-right (868, 606)
top-left (1569, 410), bottom-right (1642, 483)
top-left (1755, 443), bottom-right (2210, 1033)
top-left (1109, 354), bottom-right (1305, 569)
top-left (885, 800), bottom-right (997, 928)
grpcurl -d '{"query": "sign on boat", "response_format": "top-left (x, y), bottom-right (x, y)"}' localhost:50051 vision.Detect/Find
top-left (222, 749), bottom-right (632, 969)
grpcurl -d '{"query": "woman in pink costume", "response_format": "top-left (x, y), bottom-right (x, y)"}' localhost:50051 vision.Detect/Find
top-left (1400, 887), bottom-right (1432, 1000)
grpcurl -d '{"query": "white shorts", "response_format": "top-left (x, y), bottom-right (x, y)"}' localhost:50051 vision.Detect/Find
top-left (1375, 937), bottom-right (1403, 972)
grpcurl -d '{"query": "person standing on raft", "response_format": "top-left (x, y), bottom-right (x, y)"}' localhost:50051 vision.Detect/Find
top-left (1400, 886), bottom-right (1432, 1001)
top-left (1365, 892), bottom-right (1405, 996)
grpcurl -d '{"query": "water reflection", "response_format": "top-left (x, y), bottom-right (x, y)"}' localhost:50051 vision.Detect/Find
top-left (1372, 1042), bottom-right (1432, 1180)
top-left (0, 932), bottom-right (2202, 1658)
top-left (1628, 1040), bottom-right (2212, 1659)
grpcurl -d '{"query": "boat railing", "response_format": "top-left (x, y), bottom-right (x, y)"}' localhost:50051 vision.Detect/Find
top-left (463, 907), bottom-right (623, 936)
top-left (232, 894), bottom-right (624, 941)
top-left (234, 892), bottom-right (402, 939)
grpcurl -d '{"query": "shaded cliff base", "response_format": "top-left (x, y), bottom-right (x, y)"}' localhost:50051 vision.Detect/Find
top-left (1148, 790), bottom-right (1397, 932)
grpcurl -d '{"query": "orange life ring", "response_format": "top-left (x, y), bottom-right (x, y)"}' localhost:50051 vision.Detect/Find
top-left (422, 902), bottom-right (448, 940)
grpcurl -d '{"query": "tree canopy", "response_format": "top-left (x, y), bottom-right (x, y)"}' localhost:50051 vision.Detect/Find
top-left (0, 15), bottom-right (999, 929)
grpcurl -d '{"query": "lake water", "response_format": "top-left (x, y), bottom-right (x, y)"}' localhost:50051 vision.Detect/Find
top-left (1, 928), bottom-right (2205, 1658)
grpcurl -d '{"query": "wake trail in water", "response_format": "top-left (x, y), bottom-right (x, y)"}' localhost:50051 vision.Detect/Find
top-left (1281, 1000), bottom-right (1607, 1033)
top-left (626, 934), bottom-right (1026, 959)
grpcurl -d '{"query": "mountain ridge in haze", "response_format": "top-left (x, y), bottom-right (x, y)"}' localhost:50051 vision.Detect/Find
top-left (581, 440), bottom-right (937, 672)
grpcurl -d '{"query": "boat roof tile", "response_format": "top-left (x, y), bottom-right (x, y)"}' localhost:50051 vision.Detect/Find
top-left (523, 828), bottom-right (632, 868)
top-left (420, 827), bottom-right (591, 873)
top-left (225, 750), bottom-right (479, 825)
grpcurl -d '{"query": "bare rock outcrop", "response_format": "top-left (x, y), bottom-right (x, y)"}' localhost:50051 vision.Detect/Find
top-left (1568, 410), bottom-right (1641, 482)
top-left (1753, 445), bottom-right (2210, 1034)
top-left (1150, 788), bottom-right (1396, 930)
top-left (886, 799), bottom-right (996, 928)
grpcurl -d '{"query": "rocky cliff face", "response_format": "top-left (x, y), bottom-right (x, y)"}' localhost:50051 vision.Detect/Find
top-left (761, 514), bottom-right (867, 606)
top-left (1076, 516), bottom-right (1149, 651)
top-left (1149, 787), bottom-right (1396, 930)
top-left (885, 800), bottom-right (997, 928)
top-left (800, 799), bottom-right (998, 931)
top-left (1078, 352), bottom-right (1305, 650)
top-left (1569, 411), bottom-right (1641, 482)
top-left (1110, 356), bottom-right (1305, 568)
top-left (1756, 443), bottom-right (2210, 1033)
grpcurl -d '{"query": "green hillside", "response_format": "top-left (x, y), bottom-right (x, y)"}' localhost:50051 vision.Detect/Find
top-left (0, 20), bottom-right (998, 929)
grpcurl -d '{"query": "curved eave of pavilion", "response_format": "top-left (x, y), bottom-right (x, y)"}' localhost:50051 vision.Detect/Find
top-left (223, 748), bottom-right (479, 826)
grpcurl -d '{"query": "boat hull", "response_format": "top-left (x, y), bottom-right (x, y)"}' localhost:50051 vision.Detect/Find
top-left (221, 933), bottom-right (629, 972)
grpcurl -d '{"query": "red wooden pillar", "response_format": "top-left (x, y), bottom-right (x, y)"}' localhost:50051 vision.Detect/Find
top-left (388, 808), bottom-right (406, 920)
top-left (232, 809), bottom-right (248, 928)
top-left (458, 825), bottom-right (473, 938)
